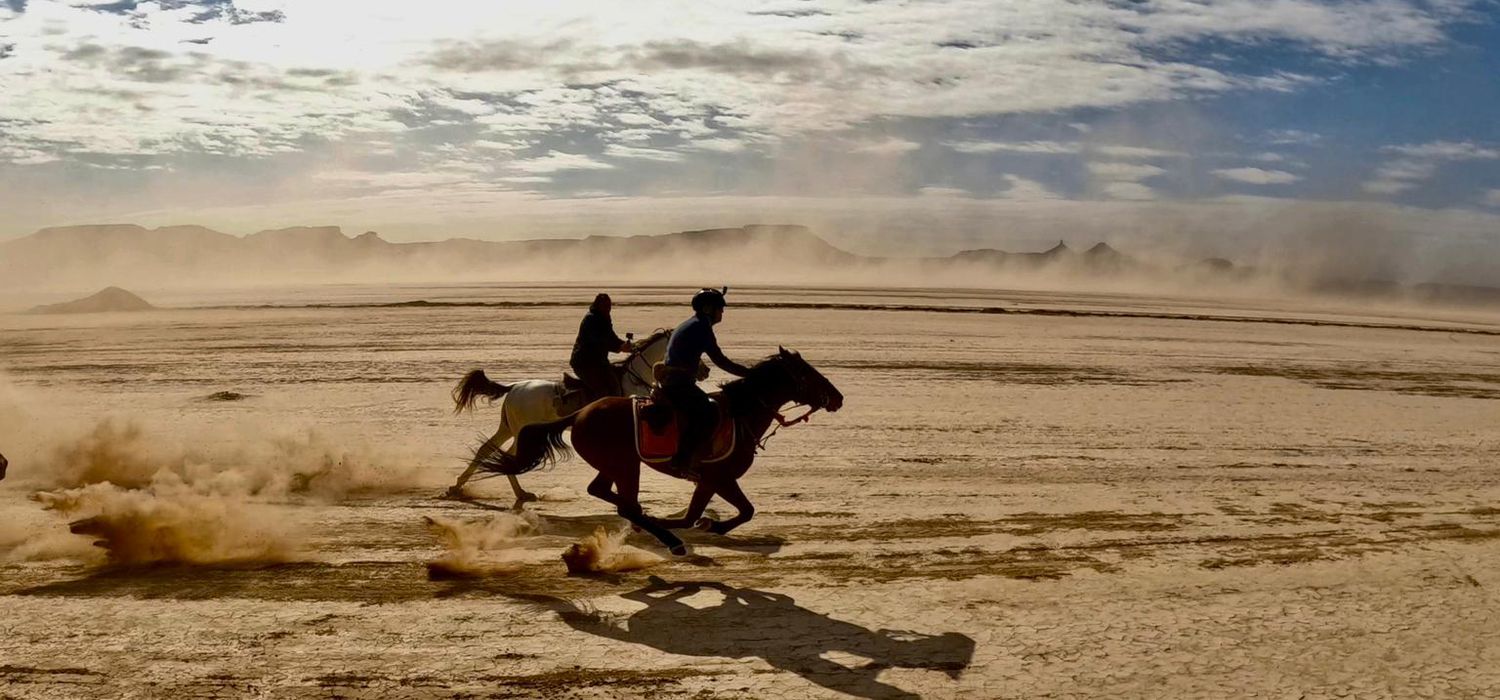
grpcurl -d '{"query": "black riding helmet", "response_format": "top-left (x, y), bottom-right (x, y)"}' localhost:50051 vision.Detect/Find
top-left (691, 286), bottom-right (728, 313)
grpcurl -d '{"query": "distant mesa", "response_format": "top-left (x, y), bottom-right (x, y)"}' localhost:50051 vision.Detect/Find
top-left (28, 287), bottom-right (156, 314)
top-left (200, 390), bottom-right (251, 402)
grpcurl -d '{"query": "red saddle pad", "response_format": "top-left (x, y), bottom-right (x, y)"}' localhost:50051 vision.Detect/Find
top-left (634, 397), bottom-right (736, 464)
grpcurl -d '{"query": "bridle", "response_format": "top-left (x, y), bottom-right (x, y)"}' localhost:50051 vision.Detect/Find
top-left (754, 358), bottom-right (832, 451)
top-left (617, 329), bottom-right (669, 390)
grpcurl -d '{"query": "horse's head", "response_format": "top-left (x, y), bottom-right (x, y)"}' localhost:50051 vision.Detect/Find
top-left (774, 346), bottom-right (843, 413)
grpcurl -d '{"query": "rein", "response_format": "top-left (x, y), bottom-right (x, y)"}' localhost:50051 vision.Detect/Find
top-left (756, 404), bottom-right (820, 452)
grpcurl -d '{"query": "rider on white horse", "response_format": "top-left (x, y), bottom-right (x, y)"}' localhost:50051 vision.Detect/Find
top-left (570, 293), bottom-right (633, 402)
top-left (446, 325), bottom-right (704, 506)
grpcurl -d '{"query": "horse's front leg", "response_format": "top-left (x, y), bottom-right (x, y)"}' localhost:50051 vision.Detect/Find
top-left (611, 463), bottom-right (687, 556)
top-left (651, 480), bottom-right (715, 530)
top-left (699, 479), bottom-right (755, 535)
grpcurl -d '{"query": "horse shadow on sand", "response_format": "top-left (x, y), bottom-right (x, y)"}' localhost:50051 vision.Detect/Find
top-left (453, 496), bottom-right (786, 555)
top-left (508, 576), bottom-right (975, 700)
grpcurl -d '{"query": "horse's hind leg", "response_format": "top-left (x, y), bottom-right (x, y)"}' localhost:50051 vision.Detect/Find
top-left (447, 424), bottom-right (505, 498)
top-left (608, 462), bottom-right (687, 556)
top-left (585, 473), bottom-right (619, 506)
top-left (652, 480), bottom-right (715, 530)
top-left (447, 421), bottom-right (537, 510)
top-left (699, 478), bottom-right (755, 535)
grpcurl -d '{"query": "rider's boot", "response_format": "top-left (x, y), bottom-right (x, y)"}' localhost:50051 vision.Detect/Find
top-left (671, 420), bottom-right (706, 478)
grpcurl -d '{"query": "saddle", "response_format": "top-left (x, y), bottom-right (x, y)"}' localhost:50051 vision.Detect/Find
top-left (557, 360), bottom-right (631, 413)
top-left (633, 396), bottom-right (736, 468)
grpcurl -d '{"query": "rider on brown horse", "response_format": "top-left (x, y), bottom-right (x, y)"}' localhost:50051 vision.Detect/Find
top-left (570, 293), bottom-right (634, 401)
top-left (658, 288), bottom-right (752, 476)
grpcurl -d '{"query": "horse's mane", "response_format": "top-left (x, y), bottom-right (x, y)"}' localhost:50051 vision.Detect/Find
top-left (719, 355), bottom-right (791, 407)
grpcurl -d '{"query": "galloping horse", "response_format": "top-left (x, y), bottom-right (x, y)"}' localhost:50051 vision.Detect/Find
top-left (447, 329), bottom-right (706, 507)
top-left (477, 348), bottom-right (843, 555)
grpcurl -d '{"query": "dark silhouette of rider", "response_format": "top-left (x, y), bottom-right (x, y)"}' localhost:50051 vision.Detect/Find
top-left (659, 288), bottom-right (751, 475)
top-left (570, 293), bottom-right (632, 401)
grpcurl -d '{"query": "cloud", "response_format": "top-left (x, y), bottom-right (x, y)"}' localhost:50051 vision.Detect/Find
top-left (1093, 145), bottom-right (1187, 159)
top-left (3, 0), bottom-right (1477, 170)
top-left (1485, 189), bottom-right (1500, 207)
top-left (602, 144), bottom-right (684, 162)
top-left (1362, 140), bottom-right (1500, 195)
top-left (75, 0), bottom-right (285, 26)
top-left (1385, 141), bottom-right (1500, 160)
top-left (1102, 182), bottom-right (1156, 200)
top-left (508, 152), bottom-right (615, 174)
top-left (1090, 162), bottom-right (1167, 181)
top-left (1265, 129), bottom-right (1322, 145)
top-left (948, 140), bottom-right (1185, 159)
top-left (623, 39), bottom-right (839, 80)
top-left (688, 138), bottom-right (748, 153)
top-left (423, 38), bottom-right (577, 73)
top-left (918, 186), bottom-right (970, 198)
top-left (1213, 167), bottom-right (1302, 185)
top-left (849, 137), bottom-right (921, 155)
top-left (0, 0), bottom-right (1490, 235)
top-left (946, 140), bottom-right (1077, 155)
top-left (996, 174), bottom-right (1061, 200)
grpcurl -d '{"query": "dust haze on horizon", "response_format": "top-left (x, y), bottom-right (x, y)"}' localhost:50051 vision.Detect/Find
top-left (2, 1), bottom-right (1498, 302)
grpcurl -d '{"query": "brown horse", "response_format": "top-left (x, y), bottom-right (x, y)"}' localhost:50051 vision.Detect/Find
top-left (477, 348), bottom-right (843, 555)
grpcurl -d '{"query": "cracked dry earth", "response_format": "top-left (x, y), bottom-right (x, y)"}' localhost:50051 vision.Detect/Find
top-left (2, 286), bottom-right (1499, 699)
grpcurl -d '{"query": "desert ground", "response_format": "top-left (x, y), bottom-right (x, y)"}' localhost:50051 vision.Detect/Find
top-left (2, 285), bottom-right (1498, 699)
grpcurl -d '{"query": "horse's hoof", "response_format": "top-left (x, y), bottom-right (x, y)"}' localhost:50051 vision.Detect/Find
top-left (694, 518), bottom-right (715, 531)
top-left (669, 543), bottom-right (689, 557)
top-left (440, 487), bottom-right (466, 500)
top-left (518, 492), bottom-right (540, 504)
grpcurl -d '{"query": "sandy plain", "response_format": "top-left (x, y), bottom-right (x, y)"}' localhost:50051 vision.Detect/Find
top-left (1, 285), bottom-right (1499, 699)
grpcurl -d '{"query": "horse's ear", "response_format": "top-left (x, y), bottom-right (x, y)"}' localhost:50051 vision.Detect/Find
top-left (778, 345), bottom-right (789, 356)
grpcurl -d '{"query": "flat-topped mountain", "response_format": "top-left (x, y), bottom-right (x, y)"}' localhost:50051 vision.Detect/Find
top-left (29, 287), bottom-right (156, 314)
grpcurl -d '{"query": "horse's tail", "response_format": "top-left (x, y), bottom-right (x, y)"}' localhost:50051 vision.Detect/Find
top-left (452, 369), bottom-right (511, 414)
top-left (476, 413), bottom-right (576, 476)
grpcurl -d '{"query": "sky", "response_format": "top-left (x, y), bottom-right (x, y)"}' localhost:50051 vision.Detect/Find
top-left (1, 0), bottom-right (1498, 279)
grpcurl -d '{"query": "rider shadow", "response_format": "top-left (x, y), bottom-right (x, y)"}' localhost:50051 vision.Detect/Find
top-left (511, 576), bottom-right (975, 700)
top-left (454, 498), bottom-right (785, 555)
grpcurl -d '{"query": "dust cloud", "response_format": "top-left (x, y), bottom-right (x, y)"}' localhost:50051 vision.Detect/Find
top-left (0, 379), bottom-right (428, 566)
top-left (7, 207), bottom-right (1498, 305)
top-left (424, 512), bottom-right (541, 578)
top-left (560, 525), bottom-right (663, 576)
top-left (31, 476), bottom-right (306, 567)
top-left (30, 419), bottom-right (423, 499)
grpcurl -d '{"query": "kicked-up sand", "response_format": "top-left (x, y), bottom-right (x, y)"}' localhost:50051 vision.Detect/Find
top-left (1, 285), bottom-right (1498, 699)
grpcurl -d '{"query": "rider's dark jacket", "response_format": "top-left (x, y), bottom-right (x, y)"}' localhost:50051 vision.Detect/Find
top-left (664, 314), bottom-right (750, 381)
top-left (570, 310), bottom-right (625, 369)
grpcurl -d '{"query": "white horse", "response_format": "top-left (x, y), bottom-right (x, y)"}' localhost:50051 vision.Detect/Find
top-left (447, 329), bottom-right (705, 508)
